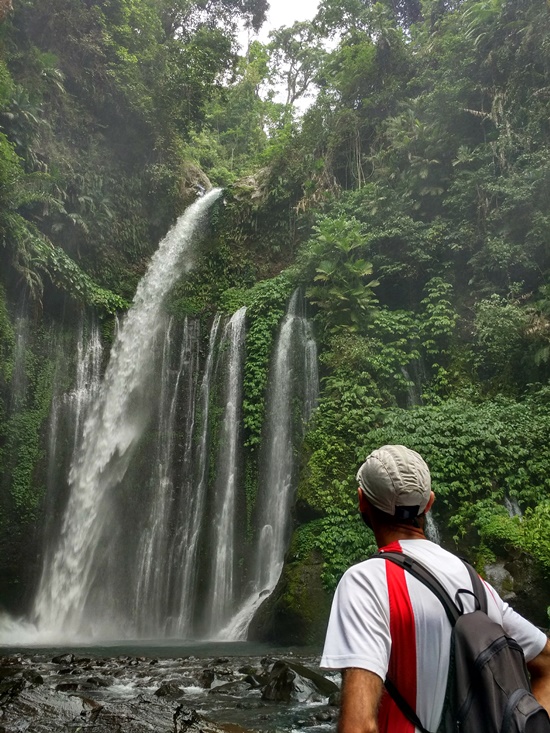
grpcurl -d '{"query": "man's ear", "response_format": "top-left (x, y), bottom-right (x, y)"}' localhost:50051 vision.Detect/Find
top-left (425, 491), bottom-right (435, 513)
top-left (357, 487), bottom-right (370, 513)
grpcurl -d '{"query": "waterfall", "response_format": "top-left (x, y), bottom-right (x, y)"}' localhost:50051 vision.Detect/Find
top-left (133, 317), bottom-right (199, 636)
top-left (42, 320), bottom-right (103, 568)
top-left (204, 307), bottom-right (247, 636)
top-left (401, 366), bottom-right (421, 407)
top-left (3, 191), bottom-right (323, 645)
top-left (504, 496), bottom-right (523, 518)
top-left (220, 290), bottom-right (318, 639)
top-left (31, 190), bottom-right (221, 641)
top-left (170, 315), bottom-right (222, 637)
top-left (425, 512), bottom-right (441, 545)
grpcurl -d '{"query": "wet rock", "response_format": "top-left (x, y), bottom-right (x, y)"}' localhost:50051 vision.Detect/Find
top-left (242, 674), bottom-right (263, 688)
top-left (172, 705), bottom-right (248, 733)
top-left (52, 653), bottom-right (75, 665)
top-left (154, 682), bottom-right (184, 699)
top-left (262, 660), bottom-right (339, 703)
top-left (74, 657), bottom-right (92, 665)
top-left (85, 676), bottom-right (113, 688)
top-left (22, 669), bottom-right (43, 686)
top-left (0, 677), bottom-right (25, 706)
top-left (174, 706), bottom-right (202, 728)
top-left (328, 690), bottom-right (341, 707)
top-left (260, 656), bottom-right (278, 672)
top-left (198, 668), bottom-right (215, 688)
top-left (55, 682), bottom-right (79, 692)
top-left (177, 675), bottom-right (200, 687)
top-left (237, 665), bottom-right (258, 676)
top-left (236, 701), bottom-right (262, 710)
top-left (208, 681), bottom-right (251, 696)
top-left (314, 710), bottom-right (333, 722)
top-left (213, 657), bottom-right (230, 665)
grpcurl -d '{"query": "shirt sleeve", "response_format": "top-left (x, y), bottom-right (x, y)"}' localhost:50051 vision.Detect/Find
top-left (483, 580), bottom-right (547, 662)
top-left (320, 561), bottom-right (391, 681)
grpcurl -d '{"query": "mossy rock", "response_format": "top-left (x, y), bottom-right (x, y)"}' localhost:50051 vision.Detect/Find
top-left (248, 549), bottom-right (332, 646)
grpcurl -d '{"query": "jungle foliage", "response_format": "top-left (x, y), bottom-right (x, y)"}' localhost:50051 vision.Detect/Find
top-left (1, 0), bottom-right (550, 622)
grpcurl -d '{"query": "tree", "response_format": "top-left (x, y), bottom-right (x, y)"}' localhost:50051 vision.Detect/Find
top-left (299, 216), bottom-right (379, 334)
top-left (268, 21), bottom-right (327, 107)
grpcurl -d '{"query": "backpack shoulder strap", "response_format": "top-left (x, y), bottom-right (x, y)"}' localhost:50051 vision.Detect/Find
top-left (384, 678), bottom-right (433, 733)
top-left (374, 550), bottom-right (460, 626)
top-left (460, 559), bottom-right (488, 614)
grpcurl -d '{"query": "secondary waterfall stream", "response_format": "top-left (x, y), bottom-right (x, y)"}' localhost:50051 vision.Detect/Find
top-left (21, 192), bottom-right (319, 644)
top-left (221, 290), bottom-right (319, 639)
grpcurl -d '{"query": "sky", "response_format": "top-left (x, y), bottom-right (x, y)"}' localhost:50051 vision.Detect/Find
top-left (240, 0), bottom-right (320, 45)
top-left (238, 0), bottom-right (323, 110)
top-left (261, 0), bottom-right (320, 36)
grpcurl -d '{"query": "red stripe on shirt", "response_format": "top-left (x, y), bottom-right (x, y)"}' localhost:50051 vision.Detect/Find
top-left (378, 542), bottom-right (417, 733)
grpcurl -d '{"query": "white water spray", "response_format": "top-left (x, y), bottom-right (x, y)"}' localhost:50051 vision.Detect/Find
top-left (31, 190), bottom-right (221, 641)
top-left (206, 307), bottom-right (247, 635)
top-left (171, 315), bottom-right (222, 636)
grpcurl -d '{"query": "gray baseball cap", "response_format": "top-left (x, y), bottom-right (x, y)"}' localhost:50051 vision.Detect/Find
top-left (356, 445), bottom-right (431, 519)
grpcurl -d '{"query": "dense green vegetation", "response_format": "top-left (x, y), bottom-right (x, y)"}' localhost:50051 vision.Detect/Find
top-left (1, 0), bottom-right (550, 628)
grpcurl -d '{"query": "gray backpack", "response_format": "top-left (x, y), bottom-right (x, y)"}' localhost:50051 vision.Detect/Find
top-left (375, 551), bottom-right (550, 733)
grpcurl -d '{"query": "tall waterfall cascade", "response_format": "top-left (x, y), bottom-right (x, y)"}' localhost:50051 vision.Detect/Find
top-left (31, 190), bottom-right (223, 641)
top-left (3, 191), bottom-right (320, 645)
top-left (220, 290), bottom-right (319, 640)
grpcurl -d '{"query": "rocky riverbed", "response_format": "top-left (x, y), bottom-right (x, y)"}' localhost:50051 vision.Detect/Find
top-left (0, 649), bottom-right (341, 733)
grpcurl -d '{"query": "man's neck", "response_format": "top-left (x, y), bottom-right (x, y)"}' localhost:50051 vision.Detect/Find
top-left (374, 524), bottom-right (426, 549)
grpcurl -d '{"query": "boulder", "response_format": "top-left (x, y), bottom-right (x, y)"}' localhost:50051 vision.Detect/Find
top-left (208, 681), bottom-right (251, 696)
top-left (51, 653), bottom-right (74, 666)
top-left (261, 660), bottom-right (338, 703)
top-left (22, 669), bottom-right (43, 686)
top-left (154, 682), bottom-right (184, 699)
top-left (85, 676), bottom-right (113, 688)
top-left (198, 668), bottom-right (215, 688)
top-left (249, 549), bottom-right (332, 646)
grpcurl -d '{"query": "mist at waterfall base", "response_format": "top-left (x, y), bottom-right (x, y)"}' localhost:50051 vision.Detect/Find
top-left (1, 190), bottom-right (319, 647)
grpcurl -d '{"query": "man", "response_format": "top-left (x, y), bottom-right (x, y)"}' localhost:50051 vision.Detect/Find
top-left (320, 444), bottom-right (550, 733)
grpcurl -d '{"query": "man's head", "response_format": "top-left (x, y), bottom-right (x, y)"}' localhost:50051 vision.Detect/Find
top-left (356, 445), bottom-right (433, 529)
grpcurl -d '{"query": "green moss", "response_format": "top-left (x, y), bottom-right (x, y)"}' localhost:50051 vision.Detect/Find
top-left (0, 284), bottom-right (15, 384)
top-left (3, 330), bottom-right (55, 518)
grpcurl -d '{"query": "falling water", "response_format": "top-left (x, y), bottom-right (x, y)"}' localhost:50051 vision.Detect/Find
top-left (32, 190), bottom-right (221, 641)
top-left (401, 366), bottom-right (421, 407)
top-left (221, 290), bottom-right (318, 639)
top-left (170, 315), bottom-right (222, 637)
top-left (425, 512), bottom-right (442, 545)
top-left (42, 320), bottom-right (103, 561)
top-left (204, 307), bottom-right (247, 636)
top-left (504, 496), bottom-right (523, 518)
top-left (134, 318), bottom-right (199, 636)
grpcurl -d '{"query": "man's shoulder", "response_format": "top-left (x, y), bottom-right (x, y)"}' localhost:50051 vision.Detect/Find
top-left (339, 540), bottom-right (463, 590)
top-left (339, 554), bottom-right (391, 586)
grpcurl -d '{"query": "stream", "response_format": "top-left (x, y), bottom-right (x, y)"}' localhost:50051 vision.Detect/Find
top-left (0, 642), bottom-right (340, 733)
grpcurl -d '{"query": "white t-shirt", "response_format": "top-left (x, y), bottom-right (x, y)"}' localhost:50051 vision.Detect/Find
top-left (321, 539), bottom-right (547, 733)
